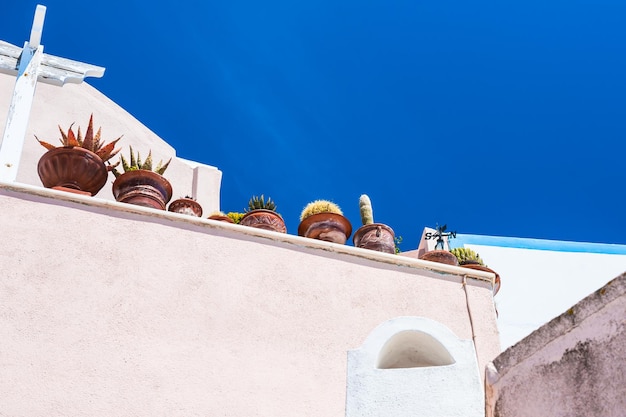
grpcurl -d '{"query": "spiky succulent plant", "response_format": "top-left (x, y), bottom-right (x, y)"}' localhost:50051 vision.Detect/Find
top-left (451, 247), bottom-right (485, 266)
top-left (300, 200), bottom-right (343, 221)
top-left (246, 195), bottom-right (277, 212)
top-left (35, 114), bottom-right (122, 171)
top-left (359, 194), bottom-right (374, 225)
top-left (111, 146), bottom-right (171, 178)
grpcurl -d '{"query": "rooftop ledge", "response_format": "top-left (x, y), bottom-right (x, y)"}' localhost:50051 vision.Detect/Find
top-left (0, 180), bottom-right (496, 286)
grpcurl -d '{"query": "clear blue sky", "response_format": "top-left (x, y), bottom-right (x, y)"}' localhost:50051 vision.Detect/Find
top-left (3, 0), bottom-right (626, 251)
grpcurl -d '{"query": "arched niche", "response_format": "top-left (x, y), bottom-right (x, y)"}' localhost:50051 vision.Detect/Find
top-left (346, 317), bottom-right (484, 417)
top-left (377, 330), bottom-right (455, 369)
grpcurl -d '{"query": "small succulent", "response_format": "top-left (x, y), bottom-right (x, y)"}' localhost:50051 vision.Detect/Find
top-left (111, 146), bottom-right (171, 178)
top-left (394, 235), bottom-right (403, 254)
top-left (359, 194), bottom-right (374, 225)
top-left (35, 114), bottom-right (122, 171)
top-left (451, 247), bottom-right (485, 266)
top-left (246, 195), bottom-right (277, 212)
top-left (226, 212), bottom-right (245, 224)
top-left (300, 200), bottom-right (343, 221)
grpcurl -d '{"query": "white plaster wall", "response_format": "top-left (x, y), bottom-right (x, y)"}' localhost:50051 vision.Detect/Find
top-left (464, 244), bottom-right (626, 349)
top-left (0, 72), bottom-right (222, 213)
top-left (0, 185), bottom-right (500, 417)
top-left (486, 273), bottom-right (626, 417)
top-left (346, 317), bottom-right (484, 417)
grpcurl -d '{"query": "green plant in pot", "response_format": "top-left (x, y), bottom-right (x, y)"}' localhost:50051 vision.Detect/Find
top-left (239, 195), bottom-right (286, 233)
top-left (298, 200), bottom-right (352, 244)
top-left (451, 247), bottom-right (484, 266)
top-left (222, 212), bottom-right (245, 224)
top-left (451, 247), bottom-right (501, 295)
top-left (168, 195), bottom-right (203, 217)
top-left (352, 194), bottom-right (396, 254)
top-left (111, 146), bottom-right (172, 210)
top-left (35, 114), bottom-right (121, 196)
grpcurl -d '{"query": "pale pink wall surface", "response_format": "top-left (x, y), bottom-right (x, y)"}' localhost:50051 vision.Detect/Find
top-left (486, 272), bottom-right (626, 417)
top-left (0, 186), bottom-right (500, 416)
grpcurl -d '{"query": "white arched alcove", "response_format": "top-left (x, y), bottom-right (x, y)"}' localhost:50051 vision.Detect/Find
top-left (345, 317), bottom-right (484, 417)
top-left (377, 330), bottom-right (455, 369)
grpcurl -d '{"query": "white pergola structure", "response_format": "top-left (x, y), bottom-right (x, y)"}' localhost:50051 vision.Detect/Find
top-left (0, 4), bottom-right (105, 182)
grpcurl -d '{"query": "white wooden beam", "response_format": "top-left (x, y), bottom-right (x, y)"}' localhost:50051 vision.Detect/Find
top-left (0, 4), bottom-right (106, 182)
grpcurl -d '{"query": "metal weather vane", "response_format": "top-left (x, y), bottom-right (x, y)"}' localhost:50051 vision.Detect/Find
top-left (425, 223), bottom-right (457, 250)
top-left (0, 4), bottom-right (105, 182)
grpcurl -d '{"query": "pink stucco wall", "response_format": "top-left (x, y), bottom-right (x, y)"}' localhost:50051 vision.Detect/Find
top-left (486, 272), bottom-right (626, 417)
top-left (0, 184), bottom-right (500, 416)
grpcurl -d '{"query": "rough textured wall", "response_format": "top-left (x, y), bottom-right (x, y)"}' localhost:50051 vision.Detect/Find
top-left (487, 273), bottom-right (626, 417)
top-left (0, 187), bottom-right (499, 417)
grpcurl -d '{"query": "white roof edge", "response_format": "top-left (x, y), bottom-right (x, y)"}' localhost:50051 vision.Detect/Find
top-left (453, 234), bottom-right (626, 255)
top-left (176, 156), bottom-right (220, 171)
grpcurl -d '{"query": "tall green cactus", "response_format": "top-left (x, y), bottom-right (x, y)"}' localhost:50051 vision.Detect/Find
top-left (359, 194), bottom-right (374, 225)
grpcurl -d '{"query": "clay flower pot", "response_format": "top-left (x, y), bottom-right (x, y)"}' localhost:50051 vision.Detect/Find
top-left (298, 212), bottom-right (352, 244)
top-left (37, 146), bottom-right (108, 196)
top-left (353, 223), bottom-right (396, 254)
top-left (168, 197), bottom-right (203, 217)
top-left (239, 209), bottom-right (287, 233)
top-left (419, 250), bottom-right (459, 266)
top-left (112, 170), bottom-right (172, 210)
top-left (208, 214), bottom-right (235, 223)
top-left (460, 262), bottom-right (501, 295)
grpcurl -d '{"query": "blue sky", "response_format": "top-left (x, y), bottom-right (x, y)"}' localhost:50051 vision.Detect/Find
top-left (3, 0), bottom-right (626, 250)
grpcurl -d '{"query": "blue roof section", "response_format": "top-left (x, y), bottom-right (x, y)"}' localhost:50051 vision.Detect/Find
top-left (452, 234), bottom-right (626, 255)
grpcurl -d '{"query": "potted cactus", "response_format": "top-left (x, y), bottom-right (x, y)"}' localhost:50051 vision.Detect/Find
top-left (451, 247), bottom-right (501, 294)
top-left (168, 195), bottom-right (203, 217)
top-left (111, 146), bottom-right (172, 210)
top-left (352, 194), bottom-right (396, 254)
top-left (239, 195), bottom-right (286, 233)
top-left (35, 114), bottom-right (121, 196)
top-left (298, 200), bottom-right (352, 244)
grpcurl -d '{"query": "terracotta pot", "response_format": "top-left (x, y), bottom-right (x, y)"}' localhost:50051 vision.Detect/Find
top-left (208, 215), bottom-right (235, 223)
top-left (460, 262), bottom-right (501, 295)
top-left (239, 209), bottom-right (287, 233)
top-left (298, 212), bottom-right (352, 244)
top-left (353, 223), bottom-right (396, 254)
top-left (112, 170), bottom-right (173, 210)
top-left (419, 250), bottom-right (459, 266)
top-left (37, 146), bottom-right (109, 196)
top-left (168, 198), bottom-right (203, 217)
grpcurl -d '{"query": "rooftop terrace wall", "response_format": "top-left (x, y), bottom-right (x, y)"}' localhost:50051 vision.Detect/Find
top-left (0, 183), bottom-right (499, 416)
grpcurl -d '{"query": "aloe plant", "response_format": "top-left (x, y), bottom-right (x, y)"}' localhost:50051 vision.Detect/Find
top-left (246, 195), bottom-right (277, 212)
top-left (111, 146), bottom-right (171, 178)
top-left (300, 200), bottom-right (343, 221)
top-left (35, 114), bottom-right (121, 171)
